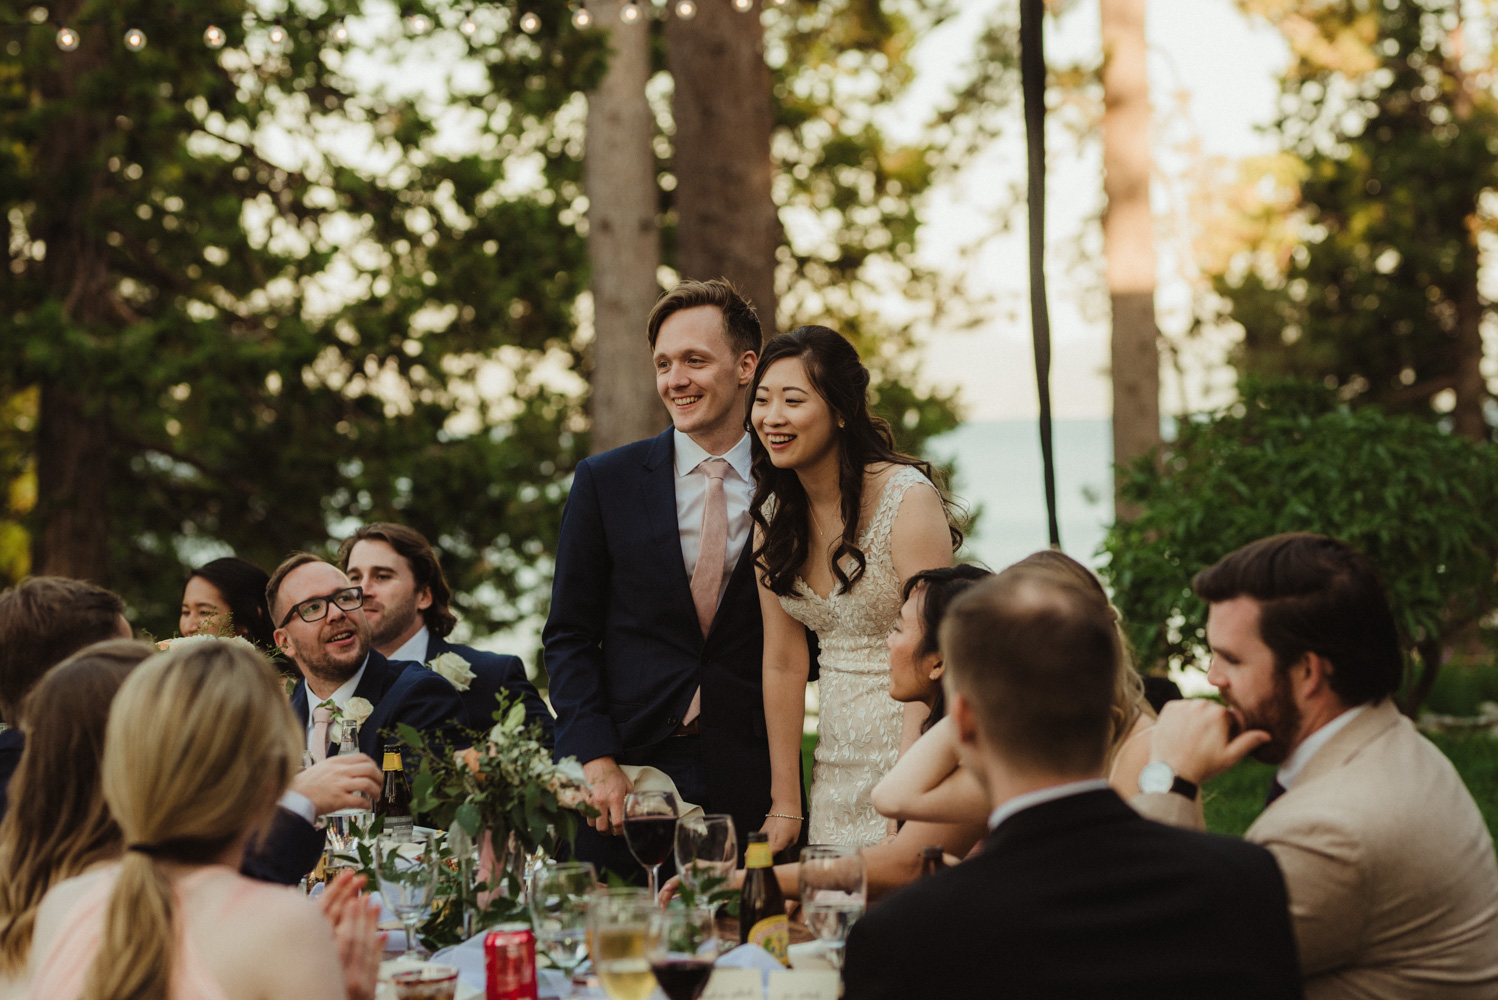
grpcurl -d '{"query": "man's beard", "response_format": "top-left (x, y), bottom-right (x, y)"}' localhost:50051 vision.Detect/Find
top-left (292, 619), bottom-right (371, 688)
top-left (1232, 670), bottom-right (1302, 766)
top-left (366, 595), bottom-right (420, 648)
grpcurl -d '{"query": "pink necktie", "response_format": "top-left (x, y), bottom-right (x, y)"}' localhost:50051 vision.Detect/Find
top-left (685, 459), bottom-right (730, 727)
top-left (310, 705), bottom-right (334, 762)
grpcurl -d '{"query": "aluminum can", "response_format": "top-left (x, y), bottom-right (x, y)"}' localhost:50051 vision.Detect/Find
top-left (485, 922), bottom-right (539, 1000)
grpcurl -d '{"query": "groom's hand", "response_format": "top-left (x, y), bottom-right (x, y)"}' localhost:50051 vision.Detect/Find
top-left (583, 756), bottom-right (634, 834)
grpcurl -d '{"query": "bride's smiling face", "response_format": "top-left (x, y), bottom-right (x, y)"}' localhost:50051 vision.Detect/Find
top-left (751, 357), bottom-right (840, 471)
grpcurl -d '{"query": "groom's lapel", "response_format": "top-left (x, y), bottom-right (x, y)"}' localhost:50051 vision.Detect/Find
top-left (642, 429), bottom-right (698, 624)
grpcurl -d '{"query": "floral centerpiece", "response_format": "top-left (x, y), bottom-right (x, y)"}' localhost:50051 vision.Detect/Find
top-left (383, 693), bottom-right (597, 946)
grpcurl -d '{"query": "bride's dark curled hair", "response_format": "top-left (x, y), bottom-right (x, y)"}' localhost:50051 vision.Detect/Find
top-left (748, 325), bottom-right (962, 597)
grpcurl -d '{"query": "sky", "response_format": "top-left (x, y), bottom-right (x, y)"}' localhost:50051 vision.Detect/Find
top-left (903, 0), bottom-right (1291, 421)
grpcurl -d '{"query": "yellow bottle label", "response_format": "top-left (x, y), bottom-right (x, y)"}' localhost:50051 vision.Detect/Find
top-left (745, 841), bottom-right (773, 868)
top-left (382, 752), bottom-right (403, 771)
top-left (747, 914), bottom-right (789, 966)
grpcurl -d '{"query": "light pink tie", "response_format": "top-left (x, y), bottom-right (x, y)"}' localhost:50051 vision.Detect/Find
top-left (310, 705), bottom-right (334, 763)
top-left (685, 459), bottom-right (730, 727)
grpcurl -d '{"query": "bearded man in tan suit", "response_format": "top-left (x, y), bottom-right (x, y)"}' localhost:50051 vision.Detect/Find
top-left (1133, 533), bottom-right (1498, 1000)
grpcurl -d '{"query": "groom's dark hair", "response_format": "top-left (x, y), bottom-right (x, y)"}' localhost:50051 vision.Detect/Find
top-left (941, 570), bottom-right (1118, 776)
top-left (646, 278), bottom-right (763, 357)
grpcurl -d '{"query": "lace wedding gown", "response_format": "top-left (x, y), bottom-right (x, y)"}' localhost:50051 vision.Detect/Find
top-left (778, 465), bottom-right (936, 848)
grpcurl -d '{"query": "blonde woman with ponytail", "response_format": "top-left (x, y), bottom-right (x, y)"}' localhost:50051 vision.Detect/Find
top-left (26, 641), bottom-right (382, 1000)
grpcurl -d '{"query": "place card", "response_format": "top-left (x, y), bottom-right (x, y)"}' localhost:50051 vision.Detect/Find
top-left (767, 969), bottom-right (840, 1000)
top-left (701, 968), bottom-right (765, 1000)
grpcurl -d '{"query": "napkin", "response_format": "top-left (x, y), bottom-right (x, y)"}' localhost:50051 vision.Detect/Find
top-left (620, 765), bottom-right (704, 820)
top-left (715, 943), bottom-right (785, 993)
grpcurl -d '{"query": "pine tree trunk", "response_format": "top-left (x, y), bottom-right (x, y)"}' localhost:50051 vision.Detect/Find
top-left (586, 0), bottom-right (667, 455)
top-left (666, 1), bottom-right (779, 339)
top-left (1101, 0), bottom-right (1161, 510)
top-left (32, 385), bottom-right (112, 583)
top-left (1451, 245), bottom-right (1488, 441)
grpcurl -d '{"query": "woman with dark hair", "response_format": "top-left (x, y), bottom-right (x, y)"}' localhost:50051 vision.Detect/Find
top-left (750, 325), bottom-right (962, 853)
top-left (0, 639), bottom-right (154, 1000)
top-left (179, 556), bottom-right (274, 647)
top-left (871, 550), bottom-right (1170, 830)
top-left (885, 565), bottom-right (994, 734)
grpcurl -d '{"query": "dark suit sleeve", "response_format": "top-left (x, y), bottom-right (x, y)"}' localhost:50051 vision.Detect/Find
top-left (240, 807), bottom-right (324, 885)
top-left (541, 459), bottom-right (622, 765)
top-left (489, 653), bottom-right (555, 748)
top-left (842, 906), bottom-right (911, 1000)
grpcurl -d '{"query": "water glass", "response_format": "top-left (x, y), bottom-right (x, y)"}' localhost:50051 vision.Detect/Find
top-left (673, 813), bottom-right (737, 907)
top-left (798, 845), bottom-right (866, 971)
top-left (529, 861), bottom-right (597, 984)
top-left (375, 834), bottom-right (440, 960)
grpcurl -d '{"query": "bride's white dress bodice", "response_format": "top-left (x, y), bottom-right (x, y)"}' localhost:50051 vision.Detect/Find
top-left (776, 465), bottom-right (936, 848)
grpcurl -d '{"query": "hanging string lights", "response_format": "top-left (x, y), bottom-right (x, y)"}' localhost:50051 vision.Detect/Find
top-left (28, 0), bottom-right (787, 56)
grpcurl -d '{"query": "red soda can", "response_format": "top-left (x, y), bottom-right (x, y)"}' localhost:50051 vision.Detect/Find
top-left (485, 923), bottom-right (539, 1000)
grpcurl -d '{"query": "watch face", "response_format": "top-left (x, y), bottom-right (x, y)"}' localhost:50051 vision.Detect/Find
top-left (1138, 761), bottom-right (1175, 795)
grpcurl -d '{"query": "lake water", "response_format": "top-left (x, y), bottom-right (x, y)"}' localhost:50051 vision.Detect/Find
top-left (928, 419), bottom-right (1115, 572)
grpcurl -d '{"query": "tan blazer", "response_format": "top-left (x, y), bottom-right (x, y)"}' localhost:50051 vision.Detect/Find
top-left (1134, 699), bottom-right (1498, 1000)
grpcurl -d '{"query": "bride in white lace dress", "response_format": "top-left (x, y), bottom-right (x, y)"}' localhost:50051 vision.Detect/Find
top-left (747, 326), bottom-right (960, 853)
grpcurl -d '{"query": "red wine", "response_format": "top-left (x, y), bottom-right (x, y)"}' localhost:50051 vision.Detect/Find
top-left (624, 815), bottom-right (676, 868)
top-left (650, 959), bottom-right (714, 1000)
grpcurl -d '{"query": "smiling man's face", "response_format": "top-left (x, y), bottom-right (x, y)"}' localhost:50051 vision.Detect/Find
top-left (273, 561), bottom-right (371, 694)
top-left (653, 305), bottom-right (755, 453)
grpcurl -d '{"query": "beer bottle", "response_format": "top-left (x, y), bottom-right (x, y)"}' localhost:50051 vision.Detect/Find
top-left (380, 743), bottom-right (415, 842)
top-left (739, 831), bottom-right (789, 965)
top-left (919, 845), bottom-right (946, 878)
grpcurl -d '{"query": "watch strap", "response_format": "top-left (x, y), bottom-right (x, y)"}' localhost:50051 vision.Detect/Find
top-left (1170, 776), bottom-right (1199, 801)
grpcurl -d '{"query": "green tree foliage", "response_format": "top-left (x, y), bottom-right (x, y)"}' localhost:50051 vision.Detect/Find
top-left (1206, 0), bottom-right (1498, 437)
top-left (1, 1), bottom-right (604, 633)
top-left (1101, 378), bottom-right (1498, 713)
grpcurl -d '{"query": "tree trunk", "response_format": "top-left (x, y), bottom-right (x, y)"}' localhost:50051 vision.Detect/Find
top-left (1450, 252), bottom-right (1488, 440)
top-left (1101, 0), bottom-right (1161, 509)
top-left (32, 386), bottom-right (112, 583)
top-left (665, 0), bottom-right (779, 340)
top-left (586, 0), bottom-right (668, 455)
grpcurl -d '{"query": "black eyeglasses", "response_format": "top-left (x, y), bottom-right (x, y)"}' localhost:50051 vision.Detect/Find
top-left (278, 586), bottom-right (364, 628)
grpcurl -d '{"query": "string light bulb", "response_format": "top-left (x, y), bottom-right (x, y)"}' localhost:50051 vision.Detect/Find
top-left (572, 3), bottom-right (592, 28)
top-left (460, 13), bottom-right (479, 37)
top-left (267, 24), bottom-right (288, 47)
top-left (55, 26), bottom-right (79, 51)
top-left (405, 13), bottom-right (432, 34)
top-left (619, 0), bottom-right (642, 24)
top-left (519, 10), bottom-right (541, 33)
top-left (203, 25), bottom-right (227, 49)
top-left (733, 0), bottom-right (754, 10)
top-left (123, 27), bottom-right (147, 51)
top-left (675, 0), bottom-right (697, 18)
top-left (770, 0), bottom-right (788, 5)
top-left (331, 21), bottom-right (350, 43)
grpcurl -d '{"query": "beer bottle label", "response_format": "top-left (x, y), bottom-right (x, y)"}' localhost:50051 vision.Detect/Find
top-left (382, 751), bottom-right (403, 771)
top-left (745, 840), bottom-right (773, 868)
top-left (747, 914), bottom-right (789, 966)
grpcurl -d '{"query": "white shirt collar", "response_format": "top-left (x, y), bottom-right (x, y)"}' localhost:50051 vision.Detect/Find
top-left (305, 655), bottom-right (370, 730)
top-left (673, 428), bottom-right (752, 483)
top-left (1276, 703), bottom-right (1367, 790)
top-left (389, 626), bottom-right (431, 665)
top-left (986, 778), bottom-right (1112, 832)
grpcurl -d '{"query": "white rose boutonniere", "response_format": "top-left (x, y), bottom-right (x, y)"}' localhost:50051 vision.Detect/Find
top-left (331, 696), bottom-right (375, 744)
top-left (428, 651), bottom-right (475, 692)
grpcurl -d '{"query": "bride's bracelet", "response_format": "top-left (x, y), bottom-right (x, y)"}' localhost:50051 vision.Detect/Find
top-left (766, 812), bottom-right (805, 822)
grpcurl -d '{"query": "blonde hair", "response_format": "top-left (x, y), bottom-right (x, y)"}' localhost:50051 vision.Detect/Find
top-left (0, 640), bottom-right (154, 975)
top-left (1008, 551), bottom-right (1152, 766)
top-left (81, 640), bottom-right (299, 1000)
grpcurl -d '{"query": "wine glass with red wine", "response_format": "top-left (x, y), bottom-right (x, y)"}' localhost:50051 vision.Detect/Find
top-left (623, 790), bottom-right (679, 899)
top-left (646, 905), bottom-right (723, 1000)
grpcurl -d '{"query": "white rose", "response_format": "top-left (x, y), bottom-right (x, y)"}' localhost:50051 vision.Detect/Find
top-left (343, 697), bottom-right (374, 728)
top-left (427, 652), bottom-right (475, 692)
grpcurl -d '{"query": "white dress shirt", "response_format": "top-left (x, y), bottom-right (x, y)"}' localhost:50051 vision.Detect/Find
top-left (673, 429), bottom-right (754, 608)
top-left (987, 778), bottom-right (1112, 832)
top-left (1276, 703), bottom-right (1367, 790)
top-left (389, 627), bottom-right (431, 665)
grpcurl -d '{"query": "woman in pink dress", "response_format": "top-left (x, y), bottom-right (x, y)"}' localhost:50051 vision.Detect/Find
top-left (26, 640), bottom-right (382, 1000)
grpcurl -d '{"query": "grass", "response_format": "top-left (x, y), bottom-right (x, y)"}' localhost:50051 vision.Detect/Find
top-left (803, 726), bottom-right (1498, 842)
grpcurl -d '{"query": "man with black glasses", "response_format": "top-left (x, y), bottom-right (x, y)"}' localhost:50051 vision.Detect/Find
top-left (267, 552), bottom-right (465, 763)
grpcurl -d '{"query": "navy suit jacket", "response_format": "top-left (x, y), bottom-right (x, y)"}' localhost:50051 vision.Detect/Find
top-left (844, 789), bottom-right (1303, 1000)
top-left (289, 649), bottom-right (466, 762)
top-left (543, 429), bottom-right (774, 845)
top-left (426, 635), bottom-right (554, 747)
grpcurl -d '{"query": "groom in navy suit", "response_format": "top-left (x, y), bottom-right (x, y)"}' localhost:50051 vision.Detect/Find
top-left (339, 522), bottom-right (553, 744)
top-left (545, 279), bottom-right (785, 881)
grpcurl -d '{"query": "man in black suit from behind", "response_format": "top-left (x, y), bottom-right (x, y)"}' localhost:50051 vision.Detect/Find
top-left (843, 569), bottom-right (1303, 1000)
top-left (339, 522), bottom-right (553, 743)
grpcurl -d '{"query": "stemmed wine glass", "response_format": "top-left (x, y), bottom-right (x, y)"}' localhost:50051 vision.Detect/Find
top-left (673, 813), bottom-right (737, 909)
top-left (646, 906), bottom-right (726, 1000)
top-left (529, 861), bottom-right (597, 991)
top-left (588, 889), bottom-right (656, 1000)
top-left (622, 790), bottom-right (679, 899)
top-left (798, 845), bottom-right (866, 972)
top-left (374, 833), bottom-right (440, 960)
